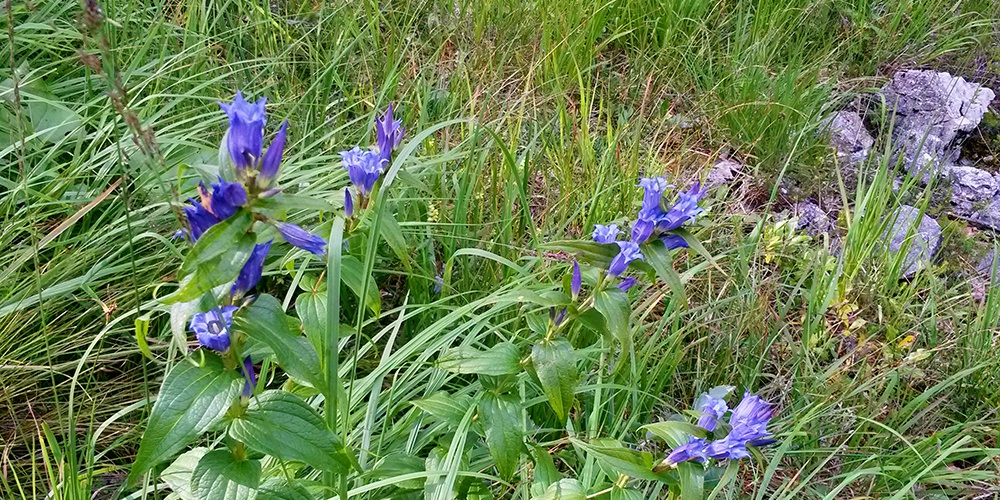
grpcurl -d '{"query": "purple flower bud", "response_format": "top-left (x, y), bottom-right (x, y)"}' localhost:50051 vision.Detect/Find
top-left (660, 233), bottom-right (690, 251)
top-left (276, 222), bottom-right (327, 256)
top-left (693, 386), bottom-right (733, 432)
top-left (208, 178), bottom-right (247, 220)
top-left (571, 261), bottom-right (582, 299)
top-left (242, 355), bottom-right (257, 397)
top-left (608, 241), bottom-right (643, 276)
top-left (617, 277), bottom-right (638, 291)
top-left (219, 92), bottom-right (267, 171)
top-left (189, 306), bottom-right (238, 352)
top-left (344, 187), bottom-right (355, 217)
top-left (433, 274), bottom-right (443, 294)
top-left (232, 240), bottom-right (272, 298)
top-left (592, 223), bottom-right (622, 244)
top-left (553, 307), bottom-right (567, 326)
top-left (259, 120), bottom-right (288, 186)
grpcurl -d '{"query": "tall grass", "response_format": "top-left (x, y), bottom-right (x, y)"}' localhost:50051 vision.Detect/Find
top-left (1, 0), bottom-right (999, 497)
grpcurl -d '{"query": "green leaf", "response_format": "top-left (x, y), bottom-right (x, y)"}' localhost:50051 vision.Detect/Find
top-left (671, 227), bottom-right (723, 273)
top-left (437, 342), bottom-right (521, 376)
top-left (253, 193), bottom-right (337, 213)
top-left (160, 447), bottom-right (209, 500)
top-left (380, 211), bottom-right (412, 270)
top-left (611, 488), bottom-right (647, 500)
top-left (541, 240), bottom-right (619, 269)
top-left (593, 288), bottom-right (632, 352)
top-left (532, 478), bottom-right (587, 500)
top-left (128, 353), bottom-right (242, 485)
top-left (230, 390), bottom-right (351, 474)
top-left (572, 438), bottom-right (664, 482)
top-left (341, 255), bottom-right (381, 316)
top-left (478, 394), bottom-right (523, 481)
top-left (642, 239), bottom-right (688, 308)
top-left (294, 289), bottom-right (325, 351)
top-left (369, 453), bottom-right (426, 490)
top-left (529, 445), bottom-right (562, 491)
top-left (641, 421), bottom-right (708, 448)
top-left (412, 392), bottom-right (476, 427)
top-left (180, 209), bottom-right (254, 276)
top-left (234, 294), bottom-right (324, 391)
top-left (162, 233), bottom-right (256, 305)
top-left (191, 449), bottom-right (260, 500)
top-left (531, 339), bottom-right (579, 424)
top-left (257, 477), bottom-right (316, 500)
top-left (676, 461), bottom-right (705, 500)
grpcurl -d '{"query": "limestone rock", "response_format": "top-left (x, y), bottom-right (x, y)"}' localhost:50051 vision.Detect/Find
top-left (948, 166), bottom-right (998, 215)
top-left (883, 70), bottom-right (995, 182)
top-left (706, 158), bottom-right (743, 188)
top-left (792, 201), bottom-right (835, 236)
top-left (884, 205), bottom-right (942, 278)
top-left (824, 110), bottom-right (874, 166)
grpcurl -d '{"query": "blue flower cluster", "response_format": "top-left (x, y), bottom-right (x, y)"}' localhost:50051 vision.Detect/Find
top-left (342, 104), bottom-right (405, 209)
top-left (592, 178), bottom-right (707, 280)
top-left (663, 388), bottom-right (776, 466)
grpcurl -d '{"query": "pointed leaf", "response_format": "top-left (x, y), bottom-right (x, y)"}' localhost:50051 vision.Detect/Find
top-left (341, 255), bottom-right (381, 316)
top-left (257, 477), bottom-right (316, 500)
top-left (478, 393), bottom-right (523, 481)
top-left (572, 438), bottom-right (665, 482)
top-left (530, 445), bottom-right (562, 491)
top-left (163, 233), bottom-right (256, 304)
top-left (437, 342), bottom-right (521, 376)
top-left (180, 209), bottom-right (253, 276)
top-left (191, 449), bottom-right (260, 500)
top-left (412, 392), bottom-right (476, 427)
top-left (230, 391), bottom-right (351, 474)
top-left (641, 421), bottom-right (708, 448)
top-left (160, 447), bottom-right (209, 500)
top-left (533, 478), bottom-right (587, 500)
top-left (128, 353), bottom-right (242, 484)
top-left (234, 294), bottom-right (324, 390)
top-left (531, 339), bottom-right (579, 424)
top-left (642, 239), bottom-right (687, 308)
top-left (593, 288), bottom-right (632, 352)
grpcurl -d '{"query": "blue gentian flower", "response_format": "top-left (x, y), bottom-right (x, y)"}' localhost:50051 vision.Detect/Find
top-left (189, 306), bottom-right (238, 352)
top-left (242, 355), bottom-right (257, 397)
top-left (182, 180), bottom-right (247, 241)
top-left (664, 437), bottom-right (710, 466)
top-left (553, 307), bottom-right (567, 327)
top-left (706, 391), bottom-right (775, 460)
top-left (608, 241), bottom-right (643, 276)
top-left (571, 261), bottom-right (582, 300)
top-left (258, 120), bottom-right (288, 187)
top-left (661, 233), bottom-right (690, 251)
top-left (638, 177), bottom-right (672, 220)
top-left (341, 146), bottom-right (384, 196)
top-left (433, 275), bottom-right (443, 294)
top-left (617, 277), bottom-right (638, 291)
top-left (344, 187), bottom-right (355, 217)
top-left (656, 182), bottom-right (707, 232)
top-left (276, 222), bottom-right (327, 256)
top-left (208, 178), bottom-right (248, 220)
top-left (375, 104), bottom-right (404, 166)
top-left (232, 240), bottom-right (272, 298)
top-left (694, 385), bottom-right (734, 432)
top-left (592, 224), bottom-right (622, 244)
top-left (219, 92), bottom-right (267, 172)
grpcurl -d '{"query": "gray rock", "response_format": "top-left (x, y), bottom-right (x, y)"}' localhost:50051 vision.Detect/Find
top-left (967, 197), bottom-right (1000, 230)
top-left (882, 70), bottom-right (995, 182)
top-left (792, 201), bottom-right (836, 235)
top-left (884, 205), bottom-right (942, 278)
top-left (706, 158), bottom-right (742, 188)
top-left (976, 249), bottom-right (998, 276)
top-left (824, 110), bottom-right (874, 166)
top-left (948, 166), bottom-right (998, 215)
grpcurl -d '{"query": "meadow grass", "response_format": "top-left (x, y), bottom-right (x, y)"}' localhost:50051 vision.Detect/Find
top-left (2, 0), bottom-right (999, 498)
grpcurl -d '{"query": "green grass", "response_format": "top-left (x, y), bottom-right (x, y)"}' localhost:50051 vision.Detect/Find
top-left (2, 0), bottom-right (1000, 498)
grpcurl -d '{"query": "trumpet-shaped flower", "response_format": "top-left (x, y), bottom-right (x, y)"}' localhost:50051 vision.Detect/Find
top-left (608, 241), bottom-right (643, 276)
top-left (661, 233), bottom-right (690, 251)
top-left (341, 146), bottom-right (384, 196)
top-left (706, 392), bottom-right (775, 460)
top-left (276, 222), bottom-right (327, 256)
top-left (182, 179), bottom-right (247, 241)
top-left (592, 224), bottom-right (622, 244)
top-left (375, 104), bottom-right (404, 166)
top-left (664, 437), bottom-right (710, 466)
top-left (232, 240), bottom-right (272, 298)
top-left (656, 182), bottom-right (707, 232)
top-left (219, 92), bottom-right (267, 172)
top-left (189, 306), bottom-right (238, 352)
top-left (694, 385), bottom-right (734, 432)
top-left (617, 277), bottom-right (638, 291)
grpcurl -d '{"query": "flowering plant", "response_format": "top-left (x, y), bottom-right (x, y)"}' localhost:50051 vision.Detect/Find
top-left (128, 91), bottom-right (777, 500)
